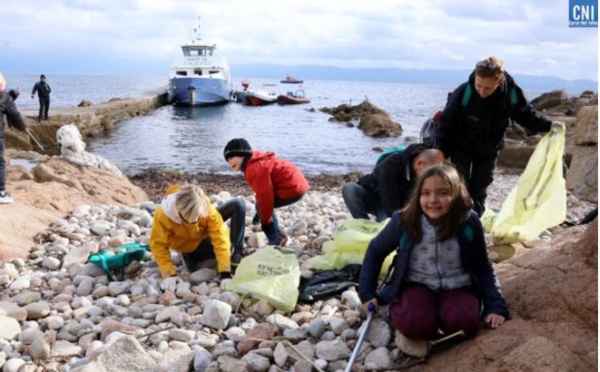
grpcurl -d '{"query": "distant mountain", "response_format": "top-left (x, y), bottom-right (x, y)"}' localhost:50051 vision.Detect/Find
top-left (231, 64), bottom-right (598, 94)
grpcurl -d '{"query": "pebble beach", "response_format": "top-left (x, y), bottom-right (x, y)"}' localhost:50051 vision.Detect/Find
top-left (0, 160), bottom-right (595, 371)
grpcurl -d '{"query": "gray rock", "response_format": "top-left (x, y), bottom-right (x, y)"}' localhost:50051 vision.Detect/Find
top-left (189, 268), bottom-right (218, 284)
top-left (193, 346), bottom-right (213, 372)
top-left (78, 335), bottom-right (157, 371)
top-left (156, 348), bottom-right (195, 372)
top-left (0, 301), bottom-right (27, 321)
top-left (30, 337), bottom-right (51, 361)
top-left (200, 300), bottom-right (231, 330)
top-left (241, 352), bottom-right (270, 372)
top-left (315, 339), bottom-right (351, 361)
top-left (0, 315), bottom-right (21, 340)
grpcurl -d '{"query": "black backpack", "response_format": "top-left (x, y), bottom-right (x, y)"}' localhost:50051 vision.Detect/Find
top-left (420, 84), bottom-right (518, 148)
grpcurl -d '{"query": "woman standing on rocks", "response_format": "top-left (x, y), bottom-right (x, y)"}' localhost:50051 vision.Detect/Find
top-left (358, 164), bottom-right (509, 358)
top-left (435, 56), bottom-right (559, 216)
top-left (0, 72), bottom-right (27, 204)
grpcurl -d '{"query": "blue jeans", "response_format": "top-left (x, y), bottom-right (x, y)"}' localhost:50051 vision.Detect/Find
top-left (342, 182), bottom-right (387, 222)
top-left (183, 197), bottom-right (246, 270)
top-left (255, 194), bottom-right (305, 231)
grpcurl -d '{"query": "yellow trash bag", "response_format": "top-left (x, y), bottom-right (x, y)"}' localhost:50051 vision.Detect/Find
top-left (480, 207), bottom-right (497, 233)
top-left (307, 218), bottom-right (396, 276)
top-left (225, 246), bottom-right (300, 312)
top-left (491, 124), bottom-right (566, 244)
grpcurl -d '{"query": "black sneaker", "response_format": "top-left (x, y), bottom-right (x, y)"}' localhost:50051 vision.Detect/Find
top-left (231, 252), bottom-right (243, 265)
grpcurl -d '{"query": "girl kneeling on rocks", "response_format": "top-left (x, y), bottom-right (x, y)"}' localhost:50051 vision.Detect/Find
top-left (149, 184), bottom-right (246, 291)
top-left (358, 163), bottom-right (509, 357)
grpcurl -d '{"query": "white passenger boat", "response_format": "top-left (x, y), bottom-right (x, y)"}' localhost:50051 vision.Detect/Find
top-left (168, 20), bottom-right (231, 106)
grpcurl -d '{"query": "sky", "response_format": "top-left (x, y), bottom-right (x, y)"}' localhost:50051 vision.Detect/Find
top-left (0, 0), bottom-right (598, 82)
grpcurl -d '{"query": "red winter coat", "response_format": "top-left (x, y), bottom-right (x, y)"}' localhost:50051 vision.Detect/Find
top-left (244, 150), bottom-right (309, 224)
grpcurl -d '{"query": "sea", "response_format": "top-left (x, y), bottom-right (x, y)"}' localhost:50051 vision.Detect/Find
top-left (4, 74), bottom-right (548, 176)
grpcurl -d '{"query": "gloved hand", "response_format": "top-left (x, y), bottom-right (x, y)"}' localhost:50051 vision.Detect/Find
top-left (551, 121), bottom-right (565, 133)
top-left (219, 272), bottom-right (232, 289)
top-left (160, 276), bottom-right (180, 292)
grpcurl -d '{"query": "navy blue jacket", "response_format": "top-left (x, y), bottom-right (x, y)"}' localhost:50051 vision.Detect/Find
top-left (436, 71), bottom-right (551, 157)
top-left (358, 211), bottom-right (509, 319)
top-left (357, 143), bottom-right (427, 217)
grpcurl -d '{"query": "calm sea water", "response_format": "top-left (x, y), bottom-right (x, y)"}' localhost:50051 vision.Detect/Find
top-left (5, 74), bottom-right (545, 176)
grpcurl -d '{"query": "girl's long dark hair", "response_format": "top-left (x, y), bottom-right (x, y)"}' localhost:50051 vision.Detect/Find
top-left (401, 163), bottom-right (473, 242)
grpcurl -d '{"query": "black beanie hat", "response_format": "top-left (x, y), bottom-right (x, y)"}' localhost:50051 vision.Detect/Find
top-left (40, 74), bottom-right (46, 79)
top-left (223, 138), bottom-right (252, 161)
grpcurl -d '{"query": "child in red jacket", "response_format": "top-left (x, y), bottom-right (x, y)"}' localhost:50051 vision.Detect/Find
top-left (224, 138), bottom-right (309, 246)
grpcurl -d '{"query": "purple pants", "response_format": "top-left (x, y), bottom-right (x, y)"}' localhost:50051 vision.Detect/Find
top-left (389, 283), bottom-right (480, 340)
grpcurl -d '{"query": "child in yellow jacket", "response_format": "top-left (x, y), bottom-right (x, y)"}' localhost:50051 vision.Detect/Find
top-left (149, 184), bottom-right (246, 290)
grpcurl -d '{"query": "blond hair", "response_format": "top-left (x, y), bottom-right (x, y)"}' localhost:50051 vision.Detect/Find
top-left (176, 184), bottom-right (209, 222)
top-left (0, 73), bottom-right (5, 91)
top-left (475, 56), bottom-right (505, 80)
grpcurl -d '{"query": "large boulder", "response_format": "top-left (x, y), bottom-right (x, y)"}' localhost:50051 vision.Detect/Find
top-left (358, 113), bottom-right (402, 137)
top-left (531, 89), bottom-right (568, 111)
top-left (419, 220), bottom-right (597, 371)
top-left (0, 157), bottom-right (147, 260)
top-left (566, 105), bottom-right (598, 203)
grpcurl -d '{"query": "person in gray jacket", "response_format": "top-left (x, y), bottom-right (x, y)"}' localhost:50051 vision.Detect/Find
top-left (0, 73), bottom-right (27, 204)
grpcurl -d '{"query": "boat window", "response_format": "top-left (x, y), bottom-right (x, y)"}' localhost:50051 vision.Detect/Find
top-left (209, 70), bottom-right (220, 75)
top-left (194, 69), bottom-right (203, 76)
top-left (176, 71), bottom-right (188, 76)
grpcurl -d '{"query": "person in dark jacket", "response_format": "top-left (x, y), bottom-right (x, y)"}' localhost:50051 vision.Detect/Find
top-left (224, 138), bottom-right (310, 246)
top-left (359, 163), bottom-right (509, 357)
top-left (0, 73), bottom-right (27, 204)
top-left (436, 57), bottom-right (556, 216)
top-left (31, 74), bottom-right (52, 122)
top-left (342, 144), bottom-right (444, 221)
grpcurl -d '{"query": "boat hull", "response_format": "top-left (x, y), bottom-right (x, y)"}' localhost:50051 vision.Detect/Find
top-left (168, 77), bottom-right (231, 106)
top-left (245, 90), bottom-right (278, 106)
top-left (277, 94), bottom-right (310, 105)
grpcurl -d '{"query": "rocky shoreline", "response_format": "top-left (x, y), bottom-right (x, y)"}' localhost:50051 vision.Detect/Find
top-left (0, 89), bottom-right (597, 371)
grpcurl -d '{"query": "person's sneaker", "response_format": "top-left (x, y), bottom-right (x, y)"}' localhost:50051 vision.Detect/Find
top-left (0, 191), bottom-right (14, 204)
top-left (231, 252), bottom-right (243, 265)
top-left (394, 330), bottom-right (428, 358)
top-left (275, 233), bottom-right (289, 247)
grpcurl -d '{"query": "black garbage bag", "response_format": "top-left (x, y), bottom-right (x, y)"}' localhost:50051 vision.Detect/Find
top-left (298, 264), bottom-right (361, 303)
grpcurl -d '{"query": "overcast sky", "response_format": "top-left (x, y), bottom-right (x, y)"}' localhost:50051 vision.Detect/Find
top-left (1, 0), bottom-right (598, 81)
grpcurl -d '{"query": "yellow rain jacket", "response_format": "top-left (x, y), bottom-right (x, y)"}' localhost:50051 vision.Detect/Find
top-left (150, 185), bottom-right (231, 278)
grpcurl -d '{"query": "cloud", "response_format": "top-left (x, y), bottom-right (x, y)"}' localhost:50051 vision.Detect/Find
top-left (0, 0), bottom-right (596, 81)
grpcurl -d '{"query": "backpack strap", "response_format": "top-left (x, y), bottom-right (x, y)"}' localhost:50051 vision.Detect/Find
top-left (509, 87), bottom-right (518, 108)
top-left (462, 223), bottom-right (474, 244)
top-left (461, 85), bottom-right (472, 107)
